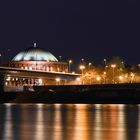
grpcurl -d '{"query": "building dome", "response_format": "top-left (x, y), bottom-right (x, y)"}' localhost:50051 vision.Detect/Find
top-left (12, 43), bottom-right (58, 62)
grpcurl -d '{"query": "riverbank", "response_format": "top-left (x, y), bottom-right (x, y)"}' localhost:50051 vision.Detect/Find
top-left (1, 83), bottom-right (140, 104)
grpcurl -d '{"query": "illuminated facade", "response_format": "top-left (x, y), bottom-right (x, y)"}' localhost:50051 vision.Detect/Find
top-left (0, 43), bottom-right (81, 92)
top-left (9, 43), bottom-right (68, 72)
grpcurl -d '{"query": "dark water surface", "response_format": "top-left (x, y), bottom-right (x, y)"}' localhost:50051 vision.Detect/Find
top-left (0, 104), bottom-right (140, 140)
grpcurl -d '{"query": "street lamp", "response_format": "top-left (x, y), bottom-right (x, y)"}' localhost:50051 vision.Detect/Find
top-left (130, 72), bottom-right (135, 83)
top-left (68, 60), bottom-right (72, 73)
top-left (38, 78), bottom-right (42, 85)
top-left (88, 62), bottom-right (92, 69)
top-left (76, 77), bottom-right (81, 85)
top-left (55, 78), bottom-right (60, 85)
top-left (33, 43), bottom-right (38, 70)
top-left (119, 75), bottom-right (123, 83)
top-left (79, 65), bottom-right (85, 75)
top-left (104, 59), bottom-right (107, 67)
top-left (96, 76), bottom-right (101, 84)
top-left (81, 58), bottom-right (84, 63)
top-left (103, 71), bottom-right (106, 84)
top-left (111, 64), bottom-right (116, 84)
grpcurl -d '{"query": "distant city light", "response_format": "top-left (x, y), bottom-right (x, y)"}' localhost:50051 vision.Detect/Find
top-left (111, 64), bottom-right (116, 68)
top-left (55, 78), bottom-right (60, 82)
top-left (79, 65), bottom-right (85, 75)
top-left (96, 76), bottom-right (101, 81)
top-left (119, 76), bottom-right (123, 80)
top-left (68, 59), bottom-right (72, 73)
top-left (76, 77), bottom-right (80, 81)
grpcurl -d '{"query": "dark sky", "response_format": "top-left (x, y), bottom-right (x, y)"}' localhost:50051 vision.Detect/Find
top-left (0, 0), bottom-right (140, 65)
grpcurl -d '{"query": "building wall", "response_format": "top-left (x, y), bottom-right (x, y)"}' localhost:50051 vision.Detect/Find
top-left (9, 61), bottom-right (68, 73)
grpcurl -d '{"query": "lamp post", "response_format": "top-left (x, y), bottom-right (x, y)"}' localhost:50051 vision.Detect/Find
top-left (79, 65), bottom-right (85, 75)
top-left (119, 75), bottom-right (123, 83)
top-left (33, 43), bottom-right (37, 70)
top-left (76, 77), bottom-right (81, 85)
top-left (68, 60), bottom-right (72, 73)
top-left (88, 62), bottom-right (92, 69)
top-left (130, 72), bottom-right (135, 83)
top-left (103, 71), bottom-right (106, 84)
top-left (55, 78), bottom-right (60, 85)
top-left (111, 64), bottom-right (116, 84)
top-left (104, 59), bottom-right (107, 67)
top-left (96, 76), bottom-right (101, 84)
top-left (81, 58), bottom-right (84, 63)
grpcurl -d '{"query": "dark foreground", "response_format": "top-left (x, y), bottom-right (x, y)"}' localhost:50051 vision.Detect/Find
top-left (1, 83), bottom-right (140, 104)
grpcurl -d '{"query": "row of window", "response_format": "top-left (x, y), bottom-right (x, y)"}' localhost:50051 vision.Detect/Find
top-left (10, 63), bottom-right (68, 72)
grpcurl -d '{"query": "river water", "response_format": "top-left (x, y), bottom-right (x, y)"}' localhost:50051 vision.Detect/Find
top-left (0, 104), bottom-right (140, 140)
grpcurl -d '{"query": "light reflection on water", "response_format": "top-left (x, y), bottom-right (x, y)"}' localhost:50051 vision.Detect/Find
top-left (0, 104), bottom-right (140, 140)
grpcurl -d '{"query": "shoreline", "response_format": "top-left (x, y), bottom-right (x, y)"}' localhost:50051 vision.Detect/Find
top-left (1, 83), bottom-right (140, 104)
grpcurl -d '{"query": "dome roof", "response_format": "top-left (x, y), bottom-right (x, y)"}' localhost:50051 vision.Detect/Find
top-left (12, 44), bottom-right (58, 62)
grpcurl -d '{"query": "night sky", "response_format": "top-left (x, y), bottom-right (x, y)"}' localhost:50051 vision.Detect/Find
top-left (0, 0), bottom-right (140, 65)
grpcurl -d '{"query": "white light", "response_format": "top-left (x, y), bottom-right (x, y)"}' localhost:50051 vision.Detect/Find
top-left (55, 78), bottom-right (60, 82)
top-left (103, 72), bottom-right (106, 75)
top-left (111, 64), bottom-right (116, 68)
top-left (88, 62), bottom-right (92, 66)
top-left (119, 76), bottom-right (123, 80)
top-left (5, 82), bottom-right (8, 86)
top-left (29, 66), bottom-right (32, 70)
top-left (38, 79), bottom-right (42, 85)
top-left (96, 76), bottom-right (101, 81)
top-left (6, 77), bottom-right (11, 81)
top-left (76, 77), bottom-right (80, 81)
top-left (50, 67), bottom-right (53, 71)
top-left (69, 60), bottom-right (72, 64)
top-left (79, 65), bottom-right (85, 70)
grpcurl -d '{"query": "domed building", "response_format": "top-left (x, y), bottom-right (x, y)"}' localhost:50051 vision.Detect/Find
top-left (0, 43), bottom-right (80, 91)
top-left (9, 43), bottom-right (68, 72)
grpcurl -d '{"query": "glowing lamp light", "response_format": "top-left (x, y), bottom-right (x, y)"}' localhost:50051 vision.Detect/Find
top-left (79, 65), bottom-right (85, 70)
top-left (68, 59), bottom-right (73, 73)
top-left (38, 79), bottom-right (42, 84)
top-left (55, 78), bottom-right (60, 82)
top-left (69, 60), bottom-right (72, 64)
top-left (119, 76), bottom-right (123, 80)
top-left (6, 77), bottom-right (11, 81)
top-left (88, 62), bottom-right (92, 66)
top-left (103, 72), bottom-right (106, 75)
top-left (79, 65), bottom-right (85, 75)
top-left (76, 77), bottom-right (80, 81)
top-left (111, 64), bottom-right (116, 68)
top-left (96, 76), bottom-right (101, 81)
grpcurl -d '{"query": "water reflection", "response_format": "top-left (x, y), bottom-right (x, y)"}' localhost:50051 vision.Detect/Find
top-left (124, 105), bottom-right (139, 140)
top-left (3, 104), bottom-right (13, 140)
top-left (0, 104), bottom-right (140, 140)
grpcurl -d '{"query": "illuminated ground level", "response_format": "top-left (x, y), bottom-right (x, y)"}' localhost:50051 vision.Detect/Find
top-left (0, 67), bottom-right (80, 92)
